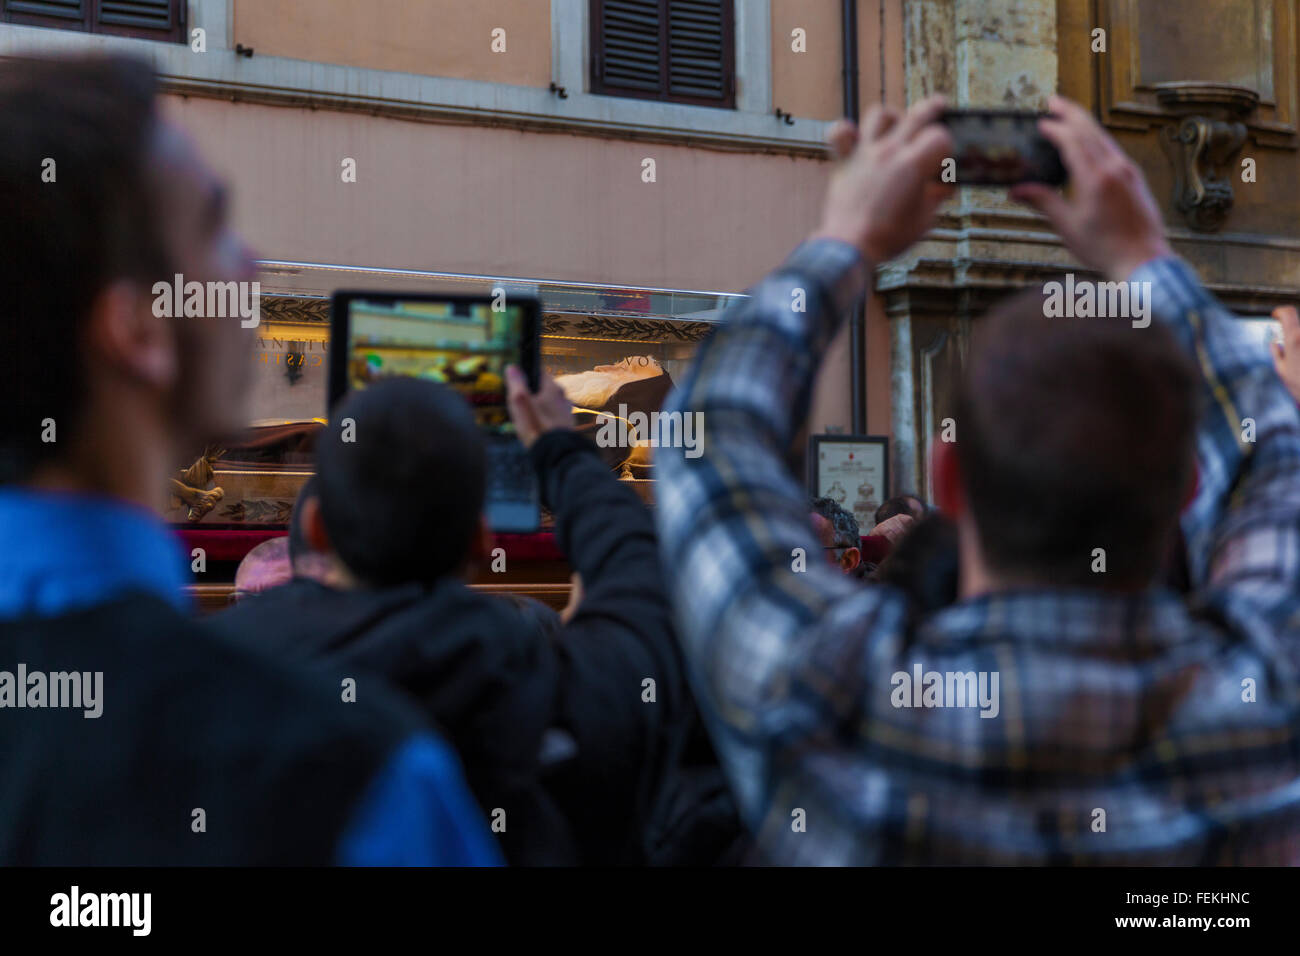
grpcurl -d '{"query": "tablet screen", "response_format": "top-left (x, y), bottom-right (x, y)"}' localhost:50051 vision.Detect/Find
top-left (337, 295), bottom-right (533, 436)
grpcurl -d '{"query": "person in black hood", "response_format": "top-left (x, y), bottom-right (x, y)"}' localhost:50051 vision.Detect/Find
top-left (214, 370), bottom-right (740, 865)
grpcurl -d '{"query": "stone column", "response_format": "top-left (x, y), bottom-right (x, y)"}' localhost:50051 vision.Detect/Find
top-left (884, 0), bottom-right (1063, 498)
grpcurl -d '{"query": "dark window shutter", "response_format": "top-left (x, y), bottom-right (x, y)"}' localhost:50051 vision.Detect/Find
top-left (5, 0), bottom-right (84, 18)
top-left (2, 0), bottom-right (182, 39)
top-left (97, 0), bottom-right (174, 31)
top-left (95, 0), bottom-right (182, 39)
top-left (2, 0), bottom-right (88, 29)
top-left (596, 0), bottom-right (663, 94)
top-left (668, 0), bottom-right (728, 101)
top-left (592, 0), bottom-right (734, 108)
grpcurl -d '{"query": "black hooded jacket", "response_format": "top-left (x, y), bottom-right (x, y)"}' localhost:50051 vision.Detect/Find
top-left (213, 430), bottom-right (725, 864)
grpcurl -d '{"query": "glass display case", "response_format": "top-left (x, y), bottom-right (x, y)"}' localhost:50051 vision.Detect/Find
top-left (166, 261), bottom-right (745, 534)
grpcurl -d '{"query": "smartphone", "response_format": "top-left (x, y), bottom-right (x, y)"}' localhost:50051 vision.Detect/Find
top-left (939, 109), bottom-right (1067, 187)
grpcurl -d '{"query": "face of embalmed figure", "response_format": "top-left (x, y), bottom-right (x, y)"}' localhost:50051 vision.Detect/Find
top-left (555, 355), bottom-right (664, 408)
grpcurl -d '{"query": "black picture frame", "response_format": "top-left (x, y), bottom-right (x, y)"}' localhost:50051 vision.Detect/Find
top-left (808, 434), bottom-right (890, 534)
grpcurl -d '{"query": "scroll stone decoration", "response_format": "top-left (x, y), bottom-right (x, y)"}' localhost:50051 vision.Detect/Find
top-left (1155, 83), bottom-right (1258, 233)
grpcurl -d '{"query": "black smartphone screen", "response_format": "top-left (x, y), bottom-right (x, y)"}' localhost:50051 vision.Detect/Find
top-left (939, 109), bottom-right (1067, 187)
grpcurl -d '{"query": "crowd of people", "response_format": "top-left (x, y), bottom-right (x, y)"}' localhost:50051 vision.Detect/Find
top-left (3, 52), bottom-right (1300, 865)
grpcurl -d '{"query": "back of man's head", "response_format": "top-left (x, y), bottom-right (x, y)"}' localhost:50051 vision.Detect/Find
top-left (0, 55), bottom-right (166, 484)
top-left (316, 378), bottom-right (486, 588)
top-left (874, 494), bottom-right (925, 526)
top-left (951, 286), bottom-right (1199, 589)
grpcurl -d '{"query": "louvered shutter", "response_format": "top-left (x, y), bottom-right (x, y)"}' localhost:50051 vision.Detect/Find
top-left (97, 0), bottom-right (174, 31)
top-left (2, 0), bottom-right (182, 39)
top-left (597, 0), bottom-right (663, 94)
top-left (592, 0), bottom-right (734, 108)
top-left (667, 0), bottom-right (729, 101)
top-left (2, 0), bottom-right (87, 27)
top-left (5, 0), bottom-right (83, 18)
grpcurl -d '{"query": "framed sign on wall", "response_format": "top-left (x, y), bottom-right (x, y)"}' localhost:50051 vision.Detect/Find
top-left (808, 435), bottom-right (890, 534)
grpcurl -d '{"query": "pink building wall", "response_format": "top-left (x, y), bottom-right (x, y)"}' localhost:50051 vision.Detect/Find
top-left (162, 94), bottom-right (832, 293)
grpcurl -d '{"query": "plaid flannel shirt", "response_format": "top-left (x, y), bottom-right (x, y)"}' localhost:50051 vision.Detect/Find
top-left (655, 239), bottom-right (1300, 864)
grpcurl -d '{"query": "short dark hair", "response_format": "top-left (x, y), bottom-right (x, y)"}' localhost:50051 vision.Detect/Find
top-left (874, 494), bottom-right (923, 526)
top-left (809, 495), bottom-right (860, 549)
top-left (0, 54), bottom-right (167, 484)
top-left (315, 379), bottom-right (486, 587)
top-left (287, 475), bottom-right (320, 563)
top-left (952, 286), bottom-right (1200, 588)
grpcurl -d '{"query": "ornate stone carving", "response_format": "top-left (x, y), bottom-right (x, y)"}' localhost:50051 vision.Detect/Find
top-left (542, 315), bottom-right (713, 342)
top-left (255, 297), bottom-right (716, 343)
top-left (259, 295), bottom-right (330, 324)
top-left (1155, 83), bottom-right (1258, 232)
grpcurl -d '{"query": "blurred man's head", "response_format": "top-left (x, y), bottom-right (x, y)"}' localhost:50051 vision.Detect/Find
top-left (934, 286), bottom-right (1199, 594)
top-left (232, 537), bottom-right (293, 603)
top-left (874, 511), bottom-right (960, 615)
top-left (0, 54), bottom-right (257, 497)
top-left (810, 496), bottom-right (861, 575)
top-left (875, 494), bottom-right (925, 526)
top-left (312, 378), bottom-right (489, 588)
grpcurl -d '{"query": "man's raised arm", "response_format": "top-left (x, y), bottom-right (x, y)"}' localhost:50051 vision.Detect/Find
top-left (1014, 96), bottom-right (1300, 647)
top-left (653, 99), bottom-right (953, 822)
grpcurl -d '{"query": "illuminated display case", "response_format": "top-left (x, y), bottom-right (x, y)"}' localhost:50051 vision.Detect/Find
top-left (166, 261), bottom-right (744, 534)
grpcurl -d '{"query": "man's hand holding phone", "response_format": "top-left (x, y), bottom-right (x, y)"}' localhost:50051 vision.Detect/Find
top-left (812, 96), bottom-right (955, 264)
top-left (506, 366), bottom-right (573, 449)
top-left (1271, 306), bottom-right (1300, 405)
top-left (1010, 95), bottom-right (1172, 280)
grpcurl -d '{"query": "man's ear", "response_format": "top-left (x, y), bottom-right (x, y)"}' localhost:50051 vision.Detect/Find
top-left (839, 546), bottom-right (861, 573)
top-left (84, 279), bottom-right (178, 391)
top-left (302, 495), bottom-right (333, 556)
top-left (931, 437), bottom-right (965, 518)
